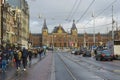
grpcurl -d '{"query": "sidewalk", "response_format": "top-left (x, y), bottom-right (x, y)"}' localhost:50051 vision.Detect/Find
top-left (0, 57), bottom-right (40, 80)
top-left (24, 51), bottom-right (54, 80)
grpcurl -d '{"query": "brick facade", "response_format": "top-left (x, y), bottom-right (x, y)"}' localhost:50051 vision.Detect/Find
top-left (30, 20), bottom-right (120, 48)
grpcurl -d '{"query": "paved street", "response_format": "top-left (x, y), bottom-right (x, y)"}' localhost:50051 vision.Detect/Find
top-left (55, 51), bottom-right (120, 80)
top-left (54, 52), bottom-right (73, 80)
top-left (0, 51), bottom-right (120, 80)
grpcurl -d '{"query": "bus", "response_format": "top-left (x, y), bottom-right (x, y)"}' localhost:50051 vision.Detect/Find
top-left (106, 40), bottom-right (120, 59)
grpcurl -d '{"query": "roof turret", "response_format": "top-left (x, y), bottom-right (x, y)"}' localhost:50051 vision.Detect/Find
top-left (71, 20), bottom-right (77, 30)
top-left (42, 19), bottom-right (48, 29)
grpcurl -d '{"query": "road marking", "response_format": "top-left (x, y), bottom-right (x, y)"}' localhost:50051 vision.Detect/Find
top-left (65, 65), bottom-right (77, 80)
top-left (51, 53), bottom-right (55, 80)
top-left (90, 76), bottom-right (104, 80)
top-left (113, 70), bottom-right (120, 72)
top-left (73, 60), bottom-right (81, 62)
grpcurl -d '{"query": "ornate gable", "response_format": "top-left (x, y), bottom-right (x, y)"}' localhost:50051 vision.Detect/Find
top-left (52, 24), bottom-right (66, 33)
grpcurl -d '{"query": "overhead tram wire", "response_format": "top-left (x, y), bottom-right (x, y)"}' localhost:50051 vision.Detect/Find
top-left (66, 0), bottom-right (78, 21)
top-left (93, 23), bottom-right (112, 28)
top-left (95, 0), bottom-right (117, 18)
top-left (68, 0), bottom-right (82, 22)
top-left (79, 23), bottom-right (112, 30)
top-left (77, 0), bottom-right (95, 23)
top-left (65, 23), bottom-right (112, 33)
top-left (83, 0), bottom-right (117, 27)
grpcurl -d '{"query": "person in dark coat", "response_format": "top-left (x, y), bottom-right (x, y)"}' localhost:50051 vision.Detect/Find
top-left (22, 48), bottom-right (28, 71)
top-left (14, 48), bottom-right (22, 71)
top-left (1, 50), bottom-right (9, 71)
top-left (28, 49), bottom-right (32, 61)
top-left (38, 48), bottom-right (43, 60)
top-left (0, 50), bottom-right (2, 68)
top-left (28, 48), bottom-right (33, 67)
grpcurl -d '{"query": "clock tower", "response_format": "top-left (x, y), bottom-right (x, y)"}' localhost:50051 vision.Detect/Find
top-left (42, 19), bottom-right (48, 35)
top-left (42, 19), bottom-right (48, 46)
top-left (71, 20), bottom-right (77, 36)
top-left (70, 20), bottom-right (78, 48)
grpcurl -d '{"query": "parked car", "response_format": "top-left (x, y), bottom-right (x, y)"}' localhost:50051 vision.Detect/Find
top-left (47, 47), bottom-right (53, 51)
top-left (71, 49), bottom-right (75, 54)
top-left (74, 50), bottom-right (80, 55)
top-left (79, 48), bottom-right (87, 55)
top-left (94, 46), bottom-right (104, 55)
top-left (79, 49), bottom-right (85, 55)
top-left (95, 50), bottom-right (113, 61)
top-left (83, 50), bottom-right (91, 57)
top-left (71, 49), bottom-right (80, 55)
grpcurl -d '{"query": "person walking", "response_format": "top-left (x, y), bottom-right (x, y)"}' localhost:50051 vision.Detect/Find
top-left (28, 48), bottom-right (33, 67)
top-left (8, 48), bottom-right (14, 61)
top-left (22, 48), bottom-right (28, 71)
top-left (1, 50), bottom-right (9, 72)
top-left (43, 47), bottom-right (46, 56)
top-left (38, 48), bottom-right (43, 60)
top-left (0, 49), bottom-right (2, 69)
top-left (14, 48), bottom-right (22, 71)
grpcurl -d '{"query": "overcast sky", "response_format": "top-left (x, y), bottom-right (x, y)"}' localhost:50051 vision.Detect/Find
top-left (26, 0), bottom-right (120, 33)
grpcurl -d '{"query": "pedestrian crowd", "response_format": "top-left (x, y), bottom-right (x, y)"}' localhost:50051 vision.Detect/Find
top-left (0, 46), bottom-right (46, 72)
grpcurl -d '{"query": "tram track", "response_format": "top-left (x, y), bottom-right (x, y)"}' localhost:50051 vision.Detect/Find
top-left (57, 52), bottom-right (106, 80)
top-left (78, 56), bottom-right (120, 75)
top-left (64, 52), bottom-right (120, 75)
top-left (57, 52), bottom-right (77, 80)
top-left (59, 52), bottom-right (120, 80)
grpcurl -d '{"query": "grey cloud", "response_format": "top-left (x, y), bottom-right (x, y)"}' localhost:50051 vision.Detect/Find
top-left (27, 0), bottom-right (120, 33)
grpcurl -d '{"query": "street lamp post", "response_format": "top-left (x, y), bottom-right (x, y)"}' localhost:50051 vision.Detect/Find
top-left (92, 11), bottom-right (96, 46)
top-left (52, 34), bottom-right (55, 52)
top-left (84, 33), bottom-right (86, 48)
top-left (112, 5), bottom-right (115, 41)
top-left (52, 35), bottom-right (53, 51)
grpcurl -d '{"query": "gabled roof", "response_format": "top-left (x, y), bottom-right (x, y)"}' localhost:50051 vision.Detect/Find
top-left (52, 25), bottom-right (66, 33)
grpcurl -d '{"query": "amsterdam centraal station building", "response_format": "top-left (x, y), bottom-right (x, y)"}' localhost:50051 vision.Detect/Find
top-left (30, 19), bottom-right (119, 49)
